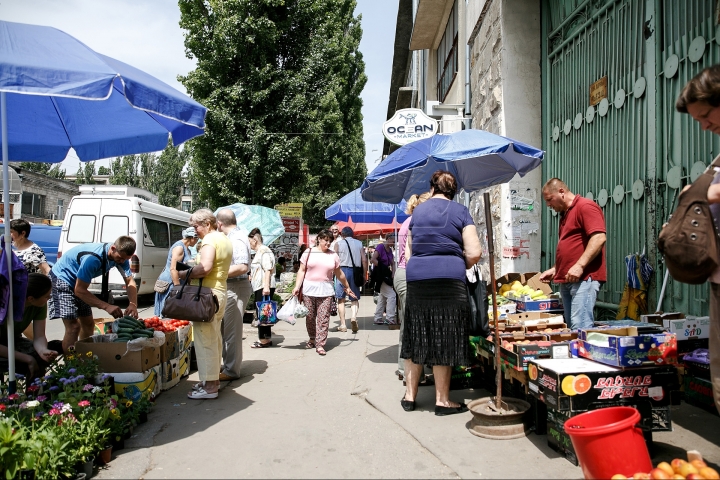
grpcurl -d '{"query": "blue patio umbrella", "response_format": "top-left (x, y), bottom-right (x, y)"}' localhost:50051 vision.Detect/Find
top-left (325, 188), bottom-right (409, 224)
top-left (0, 20), bottom-right (208, 391)
top-left (214, 204), bottom-right (286, 246)
top-left (360, 129), bottom-right (544, 203)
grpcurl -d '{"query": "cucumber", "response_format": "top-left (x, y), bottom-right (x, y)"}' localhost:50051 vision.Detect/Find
top-left (116, 327), bottom-right (135, 335)
top-left (118, 318), bottom-right (141, 329)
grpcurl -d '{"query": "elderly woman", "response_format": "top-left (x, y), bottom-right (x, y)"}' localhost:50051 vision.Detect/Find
top-left (248, 228), bottom-right (277, 348)
top-left (400, 170), bottom-right (481, 415)
top-left (292, 229), bottom-right (356, 355)
top-left (676, 64), bottom-right (720, 414)
top-left (154, 227), bottom-right (198, 317)
top-left (394, 192), bottom-right (432, 381)
top-left (178, 209), bottom-right (232, 400)
top-left (11, 219), bottom-right (51, 275)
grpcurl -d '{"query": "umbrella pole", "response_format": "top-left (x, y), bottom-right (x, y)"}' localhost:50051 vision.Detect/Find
top-left (1, 93), bottom-right (16, 394)
top-left (483, 192), bottom-right (501, 409)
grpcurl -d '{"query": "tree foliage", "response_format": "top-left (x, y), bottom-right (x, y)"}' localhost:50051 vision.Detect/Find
top-left (107, 142), bottom-right (189, 208)
top-left (179, 0), bottom-right (367, 227)
top-left (97, 166), bottom-right (111, 176)
top-left (75, 162), bottom-right (95, 184)
top-left (20, 162), bottom-right (66, 180)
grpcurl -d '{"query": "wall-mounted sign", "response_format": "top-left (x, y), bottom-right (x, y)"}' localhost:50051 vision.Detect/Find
top-left (275, 203), bottom-right (303, 218)
top-left (382, 108), bottom-right (438, 146)
top-left (589, 76), bottom-right (608, 106)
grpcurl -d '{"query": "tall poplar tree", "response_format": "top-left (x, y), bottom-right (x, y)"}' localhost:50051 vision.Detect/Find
top-left (179, 0), bottom-right (367, 227)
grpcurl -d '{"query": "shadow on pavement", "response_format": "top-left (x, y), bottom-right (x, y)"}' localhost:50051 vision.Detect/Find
top-left (366, 344), bottom-right (398, 364)
top-left (667, 402), bottom-right (720, 448)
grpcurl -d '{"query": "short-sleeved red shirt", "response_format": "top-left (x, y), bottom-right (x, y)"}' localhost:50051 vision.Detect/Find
top-left (554, 195), bottom-right (606, 283)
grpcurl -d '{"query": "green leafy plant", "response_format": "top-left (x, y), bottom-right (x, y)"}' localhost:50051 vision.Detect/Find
top-left (0, 418), bottom-right (25, 479)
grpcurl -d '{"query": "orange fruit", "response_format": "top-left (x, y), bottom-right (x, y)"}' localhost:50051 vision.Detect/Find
top-left (572, 374), bottom-right (592, 394)
top-left (528, 364), bottom-right (538, 380)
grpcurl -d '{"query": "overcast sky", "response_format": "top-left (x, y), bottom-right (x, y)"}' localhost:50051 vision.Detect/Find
top-left (0, 0), bottom-right (396, 176)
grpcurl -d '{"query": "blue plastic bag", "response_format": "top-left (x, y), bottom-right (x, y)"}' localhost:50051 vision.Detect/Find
top-left (256, 295), bottom-right (278, 326)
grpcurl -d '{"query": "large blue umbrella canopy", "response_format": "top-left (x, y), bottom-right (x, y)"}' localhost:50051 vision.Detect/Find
top-left (214, 204), bottom-right (286, 246)
top-left (360, 129), bottom-right (544, 203)
top-left (325, 188), bottom-right (409, 223)
top-left (0, 20), bottom-right (208, 392)
top-left (0, 20), bottom-right (207, 162)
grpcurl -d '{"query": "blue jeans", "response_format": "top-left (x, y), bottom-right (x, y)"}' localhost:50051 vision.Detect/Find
top-left (559, 279), bottom-right (601, 330)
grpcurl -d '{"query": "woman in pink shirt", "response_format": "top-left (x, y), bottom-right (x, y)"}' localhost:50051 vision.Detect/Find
top-left (293, 229), bottom-right (356, 355)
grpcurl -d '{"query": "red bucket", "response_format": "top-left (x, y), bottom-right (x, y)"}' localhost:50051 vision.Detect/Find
top-left (564, 406), bottom-right (651, 479)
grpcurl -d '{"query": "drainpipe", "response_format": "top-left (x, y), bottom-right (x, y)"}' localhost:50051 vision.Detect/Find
top-left (465, 42), bottom-right (472, 130)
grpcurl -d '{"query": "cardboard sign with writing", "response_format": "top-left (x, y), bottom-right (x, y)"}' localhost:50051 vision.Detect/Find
top-left (590, 76), bottom-right (608, 106)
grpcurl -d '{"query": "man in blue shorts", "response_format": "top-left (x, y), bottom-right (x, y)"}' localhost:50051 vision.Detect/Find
top-left (50, 236), bottom-right (138, 351)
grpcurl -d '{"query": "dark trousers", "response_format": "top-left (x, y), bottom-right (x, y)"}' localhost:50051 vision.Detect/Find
top-left (255, 288), bottom-right (276, 340)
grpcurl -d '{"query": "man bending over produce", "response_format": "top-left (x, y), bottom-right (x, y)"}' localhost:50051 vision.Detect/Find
top-left (49, 236), bottom-right (138, 351)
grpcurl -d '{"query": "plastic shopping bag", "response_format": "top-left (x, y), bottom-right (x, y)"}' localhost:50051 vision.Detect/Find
top-left (256, 295), bottom-right (278, 326)
top-left (277, 296), bottom-right (298, 325)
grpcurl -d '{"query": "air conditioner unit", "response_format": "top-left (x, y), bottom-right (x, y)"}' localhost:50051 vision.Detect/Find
top-left (425, 101), bottom-right (440, 117)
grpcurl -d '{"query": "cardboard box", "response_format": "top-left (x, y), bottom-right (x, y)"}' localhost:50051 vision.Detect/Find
top-left (160, 349), bottom-right (191, 391)
top-left (577, 327), bottom-right (677, 368)
top-left (640, 312), bottom-right (684, 325)
top-left (489, 301), bottom-right (517, 316)
top-left (176, 324), bottom-right (192, 352)
top-left (683, 375), bottom-right (718, 413)
top-left (527, 358), bottom-right (677, 412)
top-left (507, 312), bottom-right (565, 327)
top-left (525, 323), bottom-right (569, 333)
top-left (74, 336), bottom-right (161, 373)
top-left (111, 365), bottom-right (161, 402)
top-left (546, 408), bottom-right (578, 466)
top-left (160, 330), bottom-right (179, 363)
top-left (514, 297), bottom-right (563, 312)
top-left (665, 316), bottom-right (710, 341)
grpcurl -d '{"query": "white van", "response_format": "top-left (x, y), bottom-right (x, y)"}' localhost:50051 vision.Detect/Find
top-left (58, 185), bottom-right (192, 296)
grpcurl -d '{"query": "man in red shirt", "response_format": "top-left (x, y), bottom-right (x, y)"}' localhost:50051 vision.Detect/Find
top-left (539, 178), bottom-right (607, 329)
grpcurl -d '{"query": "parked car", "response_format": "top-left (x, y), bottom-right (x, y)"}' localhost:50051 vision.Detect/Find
top-left (0, 223), bottom-right (61, 265)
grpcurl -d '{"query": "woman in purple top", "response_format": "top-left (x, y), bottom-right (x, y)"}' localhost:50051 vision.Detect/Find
top-left (400, 170), bottom-right (481, 416)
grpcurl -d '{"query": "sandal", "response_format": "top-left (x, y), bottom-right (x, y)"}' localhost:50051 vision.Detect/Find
top-left (192, 381), bottom-right (205, 391)
top-left (187, 387), bottom-right (218, 400)
top-left (306, 340), bottom-right (316, 349)
top-left (338, 325), bottom-right (347, 332)
top-left (251, 341), bottom-right (272, 348)
top-left (316, 347), bottom-right (326, 356)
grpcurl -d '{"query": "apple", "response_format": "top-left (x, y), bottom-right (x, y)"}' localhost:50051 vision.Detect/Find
top-left (700, 467), bottom-right (720, 479)
top-left (679, 462), bottom-right (699, 477)
top-left (690, 459), bottom-right (707, 470)
top-left (656, 462), bottom-right (674, 477)
top-left (671, 459), bottom-right (686, 474)
top-left (649, 468), bottom-right (671, 479)
top-left (610, 475), bottom-right (627, 480)
top-left (633, 473), bottom-right (650, 479)
top-left (685, 474), bottom-right (704, 480)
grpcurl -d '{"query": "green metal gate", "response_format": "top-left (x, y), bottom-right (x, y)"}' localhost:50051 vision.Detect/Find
top-left (541, 0), bottom-right (720, 316)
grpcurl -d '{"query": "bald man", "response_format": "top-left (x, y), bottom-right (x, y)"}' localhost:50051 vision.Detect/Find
top-left (539, 178), bottom-right (607, 330)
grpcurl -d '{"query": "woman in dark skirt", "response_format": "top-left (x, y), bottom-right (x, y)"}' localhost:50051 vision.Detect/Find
top-left (400, 170), bottom-right (482, 416)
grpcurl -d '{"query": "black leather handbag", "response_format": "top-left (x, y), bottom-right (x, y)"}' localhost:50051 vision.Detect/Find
top-left (161, 267), bottom-right (219, 322)
top-left (466, 266), bottom-right (490, 337)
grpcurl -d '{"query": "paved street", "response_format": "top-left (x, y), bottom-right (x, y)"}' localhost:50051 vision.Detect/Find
top-left (45, 295), bottom-right (720, 479)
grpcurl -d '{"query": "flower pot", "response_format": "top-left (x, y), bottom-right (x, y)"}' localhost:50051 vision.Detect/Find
top-left (139, 411), bottom-right (148, 424)
top-left (76, 460), bottom-right (93, 478)
top-left (18, 470), bottom-right (36, 480)
top-left (98, 445), bottom-right (113, 464)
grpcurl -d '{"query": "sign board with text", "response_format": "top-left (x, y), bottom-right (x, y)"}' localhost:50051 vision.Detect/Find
top-left (589, 76), bottom-right (608, 106)
top-left (275, 203), bottom-right (303, 218)
top-left (383, 108), bottom-right (438, 146)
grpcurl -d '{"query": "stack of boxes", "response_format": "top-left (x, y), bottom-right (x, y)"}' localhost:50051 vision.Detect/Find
top-left (158, 324), bottom-right (192, 391)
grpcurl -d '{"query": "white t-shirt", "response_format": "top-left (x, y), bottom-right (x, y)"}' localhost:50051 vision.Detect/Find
top-left (336, 237), bottom-right (364, 268)
top-left (250, 245), bottom-right (276, 291)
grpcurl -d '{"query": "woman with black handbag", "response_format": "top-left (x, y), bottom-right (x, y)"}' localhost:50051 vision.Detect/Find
top-left (178, 209), bottom-right (232, 400)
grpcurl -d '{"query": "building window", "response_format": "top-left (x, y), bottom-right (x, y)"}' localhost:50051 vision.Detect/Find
top-left (21, 192), bottom-right (46, 217)
top-left (181, 200), bottom-right (192, 213)
top-left (182, 185), bottom-right (192, 196)
top-left (436, 1), bottom-right (458, 102)
top-left (57, 199), bottom-right (64, 220)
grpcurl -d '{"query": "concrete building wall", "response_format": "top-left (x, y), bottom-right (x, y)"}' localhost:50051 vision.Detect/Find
top-left (467, 0), bottom-right (543, 280)
top-left (15, 168), bottom-right (79, 222)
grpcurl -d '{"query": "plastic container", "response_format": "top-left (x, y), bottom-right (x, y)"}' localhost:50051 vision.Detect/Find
top-left (564, 406), bottom-right (651, 479)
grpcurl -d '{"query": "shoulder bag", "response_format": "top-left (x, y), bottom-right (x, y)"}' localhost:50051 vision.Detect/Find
top-left (658, 154), bottom-right (720, 284)
top-left (162, 267), bottom-right (219, 322)
top-left (466, 265), bottom-right (490, 337)
top-left (344, 239), bottom-right (364, 287)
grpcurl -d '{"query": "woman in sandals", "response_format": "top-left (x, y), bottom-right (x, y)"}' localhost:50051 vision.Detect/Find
top-left (248, 228), bottom-right (277, 348)
top-left (292, 229), bottom-right (356, 355)
top-left (178, 209), bottom-right (232, 400)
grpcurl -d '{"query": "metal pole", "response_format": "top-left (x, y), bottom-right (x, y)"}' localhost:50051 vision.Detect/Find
top-left (1, 92), bottom-right (16, 394)
top-left (483, 192), bottom-right (501, 409)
